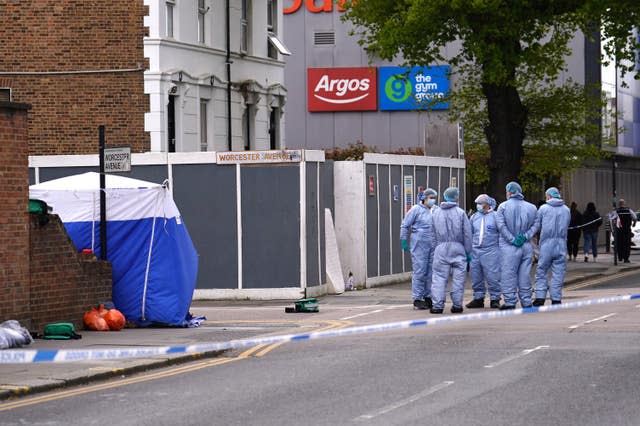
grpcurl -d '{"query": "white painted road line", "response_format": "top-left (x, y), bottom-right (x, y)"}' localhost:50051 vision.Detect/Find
top-left (568, 313), bottom-right (617, 332)
top-left (340, 304), bottom-right (414, 320)
top-left (354, 381), bottom-right (454, 421)
top-left (341, 309), bottom-right (385, 320)
top-left (484, 346), bottom-right (550, 369)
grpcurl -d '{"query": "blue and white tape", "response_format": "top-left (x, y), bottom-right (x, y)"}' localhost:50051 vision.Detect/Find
top-left (2, 294), bottom-right (639, 364)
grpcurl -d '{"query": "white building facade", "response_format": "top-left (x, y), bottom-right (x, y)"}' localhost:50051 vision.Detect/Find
top-left (144, 0), bottom-right (289, 152)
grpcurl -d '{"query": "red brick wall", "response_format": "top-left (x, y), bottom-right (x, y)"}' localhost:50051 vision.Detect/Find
top-left (29, 215), bottom-right (112, 331)
top-left (0, 102), bottom-right (31, 326)
top-left (0, 0), bottom-right (149, 155)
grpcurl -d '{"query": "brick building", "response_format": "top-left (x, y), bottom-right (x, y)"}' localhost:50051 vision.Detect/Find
top-left (0, 0), bottom-right (149, 155)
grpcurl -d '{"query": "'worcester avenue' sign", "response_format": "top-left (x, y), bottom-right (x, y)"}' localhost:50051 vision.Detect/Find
top-left (216, 150), bottom-right (303, 165)
top-left (103, 147), bottom-right (131, 173)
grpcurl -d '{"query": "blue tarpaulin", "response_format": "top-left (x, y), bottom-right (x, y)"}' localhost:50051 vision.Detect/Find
top-left (30, 172), bottom-right (199, 326)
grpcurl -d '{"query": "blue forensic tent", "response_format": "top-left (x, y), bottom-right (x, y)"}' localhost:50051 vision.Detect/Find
top-left (29, 172), bottom-right (198, 326)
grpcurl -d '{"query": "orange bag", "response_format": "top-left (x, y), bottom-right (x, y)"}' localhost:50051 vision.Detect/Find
top-left (83, 307), bottom-right (109, 331)
top-left (104, 309), bottom-right (126, 331)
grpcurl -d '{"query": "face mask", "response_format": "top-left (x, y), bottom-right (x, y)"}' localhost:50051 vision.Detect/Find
top-left (476, 204), bottom-right (484, 212)
top-left (427, 199), bottom-right (436, 207)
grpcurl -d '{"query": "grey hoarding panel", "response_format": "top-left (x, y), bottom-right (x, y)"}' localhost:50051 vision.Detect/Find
top-left (401, 165), bottom-right (413, 273)
top-left (127, 166), bottom-right (168, 185)
top-left (241, 165), bottom-right (300, 289)
top-left (390, 165), bottom-right (403, 274)
top-left (28, 168), bottom-right (35, 185)
top-left (39, 166), bottom-right (98, 183)
top-left (378, 165), bottom-right (391, 276)
top-left (320, 162), bottom-right (330, 285)
top-left (172, 164), bottom-right (237, 289)
top-left (439, 167), bottom-right (451, 197)
top-left (416, 166), bottom-right (427, 196)
top-left (366, 163), bottom-right (378, 278)
top-left (306, 162), bottom-right (320, 287)
top-left (428, 167), bottom-right (440, 200)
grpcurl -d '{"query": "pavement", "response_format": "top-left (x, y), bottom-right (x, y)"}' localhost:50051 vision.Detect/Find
top-left (1, 249), bottom-right (638, 401)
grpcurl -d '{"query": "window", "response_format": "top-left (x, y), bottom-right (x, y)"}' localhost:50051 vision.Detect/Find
top-left (267, 0), bottom-right (277, 59)
top-left (269, 107), bottom-right (280, 150)
top-left (0, 88), bottom-right (10, 102)
top-left (243, 105), bottom-right (254, 151)
top-left (200, 99), bottom-right (208, 151)
top-left (198, 0), bottom-right (207, 44)
top-left (166, 0), bottom-right (175, 38)
top-left (267, 0), bottom-right (291, 58)
top-left (241, 0), bottom-right (251, 53)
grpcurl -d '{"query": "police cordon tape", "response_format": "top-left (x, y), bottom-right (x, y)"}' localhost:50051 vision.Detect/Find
top-left (2, 293), bottom-right (639, 364)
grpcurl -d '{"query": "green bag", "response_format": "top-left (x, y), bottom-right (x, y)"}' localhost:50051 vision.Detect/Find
top-left (43, 322), bottom-right (82, 340)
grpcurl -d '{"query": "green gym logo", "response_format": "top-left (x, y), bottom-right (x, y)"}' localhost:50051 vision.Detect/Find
top-left (384, 75), bottom-right (412, 103)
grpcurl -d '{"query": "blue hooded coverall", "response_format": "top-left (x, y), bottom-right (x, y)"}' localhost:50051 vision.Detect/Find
top-left (470, 208), bottom-right (501, 302)
top-left (431, 202), bottom-right (472, 310)
top-left (533, 198), bottom-right (571, 301)
top-left (400, 203), bottom-right (435, 301)
top-left (496, 193), bottom-right (538, 307)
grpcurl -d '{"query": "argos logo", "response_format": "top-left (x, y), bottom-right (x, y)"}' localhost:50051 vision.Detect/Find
top-left (308, 67), bottom-right (377, 112)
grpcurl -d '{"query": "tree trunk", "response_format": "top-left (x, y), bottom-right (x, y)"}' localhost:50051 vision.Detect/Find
top-left (482, 82), bottom-right (527, 203)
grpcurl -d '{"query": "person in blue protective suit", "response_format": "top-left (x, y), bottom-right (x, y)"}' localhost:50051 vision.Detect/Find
top-left (400, 190), bottom-right (436, 310)
top-left (495, 181), bottom-right (539, 310)
top-left (430, 187), bottom-right (472, 314)
top-left (532, 187), bottom-right (571, 305)
top-left (424, 187), bottom-right (438, 211)
top-left (466, 194), bottom-right (502, 309)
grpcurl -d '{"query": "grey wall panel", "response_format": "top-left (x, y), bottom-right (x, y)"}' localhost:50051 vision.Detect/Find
top-left (366, 163), bottom-right (378, 278)
top-left (334, 113), bottom-right (364, 146)
top-left (362, 112), bottom-right (391, 152)
top-left (241, 165), bottom-right (300, 289)
top-left (401, 165), bottom-right (413, 272)
top-left (390, 165), bottom-right (403, 274)
top-left (428, 167), bottom-right (440, 201)
top-left (39, 166), bottom-right (98, 183)
top-left (378, 165), bottom-right (391, 276)
top-left (323, 161), bottom-right (334, 215)
top-left (172, 164), bottom-right (237, 289)
top-left (306, 162), bottom-right (320, 287)
top-left (439, 167), bottom-right (451, 198)
top-left (127, 166), bottom-right (168, 185)
top-left (416, 166), bottom-right (427, 199)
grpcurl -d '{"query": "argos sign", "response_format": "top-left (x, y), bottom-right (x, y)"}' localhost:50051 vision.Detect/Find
top-left (307, 67), bottom-right (377, 112)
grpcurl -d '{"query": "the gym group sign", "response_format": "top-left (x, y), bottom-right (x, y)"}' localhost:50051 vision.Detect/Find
top-left (379, 66), bottom-right (450, 111)
top-left (307, 67), bottom-right (378, 112)
top-left (307, 66), bottom-right (450, 112)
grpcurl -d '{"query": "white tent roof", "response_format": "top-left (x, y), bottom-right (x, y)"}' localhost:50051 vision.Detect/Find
top-left (30, 172), bottom-right (162, 191)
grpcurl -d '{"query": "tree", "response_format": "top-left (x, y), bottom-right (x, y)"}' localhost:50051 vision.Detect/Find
top-left (342, 0), bottom-right (640, 197)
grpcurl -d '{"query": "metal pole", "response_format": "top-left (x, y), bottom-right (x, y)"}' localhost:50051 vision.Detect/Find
top-left (226, 0), bottom-right (232, 151)
top-left (99, 125), bottom-right (107, 261)
top-left (612, 154), bottom-right (617, 265)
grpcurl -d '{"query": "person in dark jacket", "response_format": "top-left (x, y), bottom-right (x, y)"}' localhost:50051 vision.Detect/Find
top-left (567, 202), bottom-right (582, 261)
top-left (615, 199), bottom-right (637, 263)
top-left (582, 202), bottom-right (603, 262)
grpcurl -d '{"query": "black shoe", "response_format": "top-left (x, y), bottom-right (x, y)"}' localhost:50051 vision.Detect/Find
top-left (584, 256), bottom-right (588, 262)
top-left (423, 297), bottom-right (433, 309)
top-left (465, 298), bottom-right (484, 309)
top-left (430, 308), bottom-right (443, 314)
top-left (413, 299), bottom-right (427, 310)
top-left (551, 300), bottom-right (561, 305)
top-left (624, 260), bottom-right (631, 263)
top-left (532, 298), bottom-right (545, 306)
top-left (451, 306), bottom-right (463, 314)
top-left (499, 305), bottom-right (516, 310)
top-left (490, 300), bottom-right (501, 309)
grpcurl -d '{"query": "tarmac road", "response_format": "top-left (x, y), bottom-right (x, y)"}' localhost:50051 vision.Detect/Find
top-left (2, 269), bottom-right (639, 425)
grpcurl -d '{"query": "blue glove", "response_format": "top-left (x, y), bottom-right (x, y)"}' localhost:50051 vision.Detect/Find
top-left (401, 239), bottom-right (409, 251)
top-left (466, 253), bottom-right (472, 263)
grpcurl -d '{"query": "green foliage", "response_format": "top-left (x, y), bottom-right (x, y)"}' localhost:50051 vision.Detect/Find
top-left (342, 0), bottom-right (640, 191)
top-left (450, 67), bottom-right (615, 191)
top-left (325, 141), bottom-right (377, 160)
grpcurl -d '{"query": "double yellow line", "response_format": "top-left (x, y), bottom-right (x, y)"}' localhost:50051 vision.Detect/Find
top-left (0, 319), bottom-right (351, 412)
